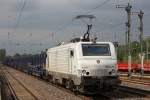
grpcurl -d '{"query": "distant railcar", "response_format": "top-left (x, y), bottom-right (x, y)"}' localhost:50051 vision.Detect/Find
top-left (118, 62), bottom-right (150, 73)
top-left (3, 53), bottom-right (46, 76)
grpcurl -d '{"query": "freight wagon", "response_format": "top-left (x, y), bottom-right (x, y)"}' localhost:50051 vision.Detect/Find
top-left (118, 63), bottom-right (150, 73)
top-left (3, 53), bottom-right (46, 76)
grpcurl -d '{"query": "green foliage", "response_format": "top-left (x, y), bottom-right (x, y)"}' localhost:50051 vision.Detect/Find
top-left (117, 45), bottom-right (126, 62)
top-left (0, 49), bottom-right (6, 61)
top-left (117, 37), bottom-right (150, 63)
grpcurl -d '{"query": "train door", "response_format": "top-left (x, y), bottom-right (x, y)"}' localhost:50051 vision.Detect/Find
top-left (69, 49), bottom-right (74, 74)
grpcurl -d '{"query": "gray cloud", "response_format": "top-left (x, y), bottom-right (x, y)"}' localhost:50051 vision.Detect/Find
top-left (0, 0), bottom-right (150, 55)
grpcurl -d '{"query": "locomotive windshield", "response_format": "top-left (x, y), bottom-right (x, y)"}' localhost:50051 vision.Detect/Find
top-left (82, 44), bottom-right (111, 56)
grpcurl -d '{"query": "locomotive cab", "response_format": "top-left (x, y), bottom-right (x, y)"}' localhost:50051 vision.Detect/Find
top-left (75, 42), bottom-right (121, 92)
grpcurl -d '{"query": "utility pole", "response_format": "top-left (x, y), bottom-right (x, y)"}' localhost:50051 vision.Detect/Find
top-left (126, 3), bottom-right (132, 77)
top-left (144, 35), bottom-right (150, 66)
top-left (130, 10), bottom-right (144, 75)
top-left (116, 3), bottom-right (132, 77)
top-left (146, 41), bottom-right (149, 63)
top-left (138, 10), bottom-right (144, 75)
top-left (125, 22), bottom-right (128, 60)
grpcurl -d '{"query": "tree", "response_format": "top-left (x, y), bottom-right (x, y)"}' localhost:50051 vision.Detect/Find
top-left (0, 49), bottom-right (6, 61)
top-left (117, 45), bottom-right (126, 62)
top-left (14, 53), bottom-right (21, 58)
top-left (117, 38), bottom-right (150, 63)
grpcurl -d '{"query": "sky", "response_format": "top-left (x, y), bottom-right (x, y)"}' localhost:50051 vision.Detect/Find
top-left (0, 0), bottom-right (150, 55)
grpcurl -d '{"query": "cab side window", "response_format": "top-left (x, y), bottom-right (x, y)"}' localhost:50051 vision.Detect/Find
top-left (70, 50), bottom-right (74, 57)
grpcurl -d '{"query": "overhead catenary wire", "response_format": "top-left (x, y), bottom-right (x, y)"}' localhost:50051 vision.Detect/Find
top-left (55, 0), bottom-right (112, 32)
top-left (49, 0), bottom-right (113, 46)
top-left (84, 0), bottom-right (150, 31)
top-left (12, 0), bottom-right (28, 34)
top-left (8, 0), bottom-right (150, 55)
top-left (10, 0), bottom-right (28, 55)
top-left (56, 9), bottom-right (150, 39)
top-left (108, 11), bottom-right (150, 30)
top-left (47, 0), bottom-right (111, 44)
top-left (85, 0), bottom-right (112, 14)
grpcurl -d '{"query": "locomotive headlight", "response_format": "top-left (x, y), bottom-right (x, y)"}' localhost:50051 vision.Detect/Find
top-left (86, 72), bottom-right (89, 75)
top-left (82, 70), bottom-right (86, 74)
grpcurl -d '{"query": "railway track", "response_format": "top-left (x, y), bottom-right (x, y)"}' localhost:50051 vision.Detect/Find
top-left (1, 66), bottom-right (112, 100)
top-left (0, 67), bottom-right (18, 100)
top-left (4, 76), bottom-right (19, 100)
top-left (120, 78), bottom-right (150, 86)
top-left (95, 86), bottom-right (150, 100)
top-left (119, 75), bottom-right (150, 86)
top-left (41, 74), bottom-right (150, 100)
top-left (1, 65), bottom-right (150, 100)
top-left (14, 67), bottom-right (108, 100)
top-left (2, 67), bottom-right (39, 100)
top-left (120, 74), bottom-right (150, 81)
top-left (0, 66), bottom-right (85, 100)
top-left (119, 85), bottom-right (150, 96)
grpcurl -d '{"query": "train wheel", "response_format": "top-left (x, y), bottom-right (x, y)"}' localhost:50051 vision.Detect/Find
top-left (54, 79), bottom-right (60, 85)
top-left (74, 85), bottom-right (80, 95)
top-left (62, 79), bottom-right (66, 87)
top-left (65, 80), bottom-right (74, 90)
top-left (48, 75), bottom-right (53, 82)
top-left (40, 73), bottom-right (43, 79)
top-left (65, 80), bottom-right (70, 89)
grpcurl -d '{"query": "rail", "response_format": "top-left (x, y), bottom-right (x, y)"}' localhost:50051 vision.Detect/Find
top-left (119, 85), bottom-right (150, 96)
top-left (0, 68), bottom-right (18, 100)
top-left (2, 66), bottom-right (83, 100)
top-left (120, 78), bottom-right (150, 86)
top-left (28, 72), bottom-right (93, 100)
top-left (5, 70), bottom-right (39, 100)
top-left (0, 82), bottom-right (1, 100)
top-left (3, 65), bottom-right (150, 100)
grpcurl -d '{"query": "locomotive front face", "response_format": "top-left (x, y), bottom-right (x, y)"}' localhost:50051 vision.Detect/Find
top-left (77, 43), bottom-right (118, 77)
top-left (76, 42), bottom-right (120, 92)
